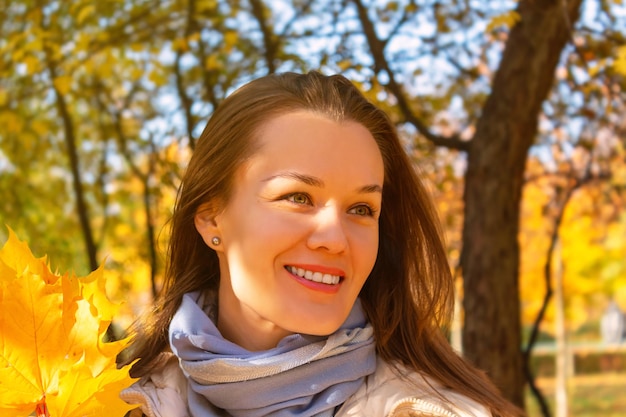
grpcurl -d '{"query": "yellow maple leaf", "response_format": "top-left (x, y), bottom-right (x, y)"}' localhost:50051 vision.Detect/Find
top-left (0, 229), bottom-right (138, 417)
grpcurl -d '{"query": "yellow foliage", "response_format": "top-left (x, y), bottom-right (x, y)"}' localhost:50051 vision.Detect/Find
top-left (130, 67), bottom-right (144, 81)
top-left (76, 5), bottom-right (96, 26)
top-left (93, 49), bottom-right (116, 79)
top-left (31, 120), bottom-right (49, 138)
top-left (587, 63), bottom-right (599, 78)
top-left (172, 37), bottom-right (189, 53)
top-left (53, 75), bottom-right (73, 96)
top-left (22, 55), bottom-right (41, 75)
top-left (519, 181), bottom-right (553, 327)
top-left (121, 115), bottom-right (141, 138)
top-left (99, 61), bottom-right (115, 79)
top-left (197, 0), bottom-right (217, 13)
top-left (0, 111), bottom-right (24, 134)
top-left (0, 229), bottom-right (137, 417)
top-left (613, 45), bottom-right (626, 76)
top-left (23, 38), bottom-right (43, 54)
top-left (148, 67), bottom-right (169, 86)
top-left (74, 33), bottom-right (92, 53)
top-left (337, 59), bottom-right (352, 71)
top-left (518, 178), bottom-right (626, 335)
top-left (188, 32), bottom-right (201, 44)
top-left (9, 46), bottom-right (25, 64)
top-left (130, 43), bottom-right (144, 52)
top-left (486, 11), bottom-right (520, 33)
top-left (82, 57), bottom-right (95, 76)
top-left (204, 54), bottom-right (222, 71)
top-left (224, 32), bottom-right (238, 51)
top-left (20, 131), bottom-right (37, 152)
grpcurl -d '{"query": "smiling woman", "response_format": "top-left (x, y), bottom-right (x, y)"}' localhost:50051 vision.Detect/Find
top-left (192, 111), bottom-right (383, 349)
top-left (118, 72), bottom-right (522, 417)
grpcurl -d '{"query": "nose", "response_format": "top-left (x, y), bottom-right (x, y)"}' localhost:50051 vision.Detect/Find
top-left (306, 207), bottom-right (348, 254)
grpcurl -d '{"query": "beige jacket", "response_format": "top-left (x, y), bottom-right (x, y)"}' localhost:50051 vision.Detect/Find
top-left (122, 354), bottom-right (490, 417)
top-left (337, 358), bottom-right (490, 417)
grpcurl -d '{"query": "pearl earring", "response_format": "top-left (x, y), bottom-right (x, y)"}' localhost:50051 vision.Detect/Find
top-left (211, 236), bottom-right (221, 246)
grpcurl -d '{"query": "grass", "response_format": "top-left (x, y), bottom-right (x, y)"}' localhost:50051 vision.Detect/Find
top-left (525, 373), bottom-right (626, 417)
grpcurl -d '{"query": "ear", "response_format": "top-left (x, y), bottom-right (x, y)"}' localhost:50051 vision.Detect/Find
top-left (194, 202), bottom-right (223, 251)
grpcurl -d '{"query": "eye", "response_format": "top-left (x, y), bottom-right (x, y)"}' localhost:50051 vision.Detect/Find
top-left (349, 204), bottom-right (375, 217)
top-left (285, 192), bottom-right (312, 205)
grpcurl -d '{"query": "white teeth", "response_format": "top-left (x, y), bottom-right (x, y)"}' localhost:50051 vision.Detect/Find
top-left (286, 266), bottom-right (341, 285)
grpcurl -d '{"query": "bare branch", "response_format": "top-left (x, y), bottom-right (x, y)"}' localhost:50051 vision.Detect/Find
top-left (249, 0), bottom-right (279, 73)
top-left (351, 0), bottom-right (470, 151)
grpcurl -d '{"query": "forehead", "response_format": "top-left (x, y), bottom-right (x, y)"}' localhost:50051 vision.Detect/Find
top-left (240, 110), bottom-right (384, 182)
top-left (254, 110), bottom-right (375, 149)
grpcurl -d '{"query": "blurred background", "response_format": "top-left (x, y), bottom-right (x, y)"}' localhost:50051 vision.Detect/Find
top-left (0, 0), bottom-right (625, 415)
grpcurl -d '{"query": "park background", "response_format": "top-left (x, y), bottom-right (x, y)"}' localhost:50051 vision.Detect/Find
top-left (1, 0), bottom-right (625, 416)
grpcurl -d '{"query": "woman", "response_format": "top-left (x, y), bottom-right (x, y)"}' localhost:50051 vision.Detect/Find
top-left (120, 71), bottom-right (522, 417)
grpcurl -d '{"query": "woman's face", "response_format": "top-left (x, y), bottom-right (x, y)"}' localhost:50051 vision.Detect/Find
top-left (195, 110), bottom-right (384, 350)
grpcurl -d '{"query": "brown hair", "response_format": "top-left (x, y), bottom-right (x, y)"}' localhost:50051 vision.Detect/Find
top-left (123, 71), bottom-right (521, 416)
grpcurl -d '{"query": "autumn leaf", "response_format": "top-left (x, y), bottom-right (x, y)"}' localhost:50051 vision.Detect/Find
top-left (613, 45), bottom-right (626, 76)
top-left (0, 111), bottom-right (25, 134)
top-left (485, 11), bottom-right (521, 33)
top-left (0, 89), bottom-right (8, 106)
top-left (75, 4), bottom-right (95, 26)
top-left (52, 76), bottom-right (72, 95)
top-left (203, 54), bottom-right (221, 71)
top-left (0, 229), bottom-right (138, 417)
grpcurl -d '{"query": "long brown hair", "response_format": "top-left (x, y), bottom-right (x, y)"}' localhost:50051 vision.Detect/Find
top-left (123, 71), bottom-right (521, 416)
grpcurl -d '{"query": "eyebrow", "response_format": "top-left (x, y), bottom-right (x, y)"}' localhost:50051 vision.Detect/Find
top-left (262, 171), bottom-right (382, 194)
top-left (358, 184), bottom-right (383, 194)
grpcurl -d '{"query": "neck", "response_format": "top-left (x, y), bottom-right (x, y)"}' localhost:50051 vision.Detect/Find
top-left (217, 284), bottom-right (293, 351)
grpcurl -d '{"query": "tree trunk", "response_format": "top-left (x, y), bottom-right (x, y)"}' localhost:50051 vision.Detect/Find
top-left (460, 0), bottom-right (582, 407)
top-left (54, 87), bottom-right (99, 272)
top-left (40, 13), bottom-right (98, 272)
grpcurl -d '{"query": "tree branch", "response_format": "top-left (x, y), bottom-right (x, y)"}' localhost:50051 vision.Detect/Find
top-left (351, 0), bottom-right (470, 151)
top-left (249, 0), bottom-right (279, 73)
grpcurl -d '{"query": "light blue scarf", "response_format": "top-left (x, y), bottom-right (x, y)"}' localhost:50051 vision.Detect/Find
top-left (169, 292), bottom-right (376, 417)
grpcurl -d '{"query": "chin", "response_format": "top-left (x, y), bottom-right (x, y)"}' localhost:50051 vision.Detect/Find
top-left (279, 300), bottom-right (357, 336)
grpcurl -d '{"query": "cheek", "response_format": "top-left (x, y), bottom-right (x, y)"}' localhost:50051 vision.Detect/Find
top-left (223, 209), bottom-right (296, 265)
top-left (225, 203), bottom-right (277, 239)
top-left (352, 227), bottom-right (380, 277)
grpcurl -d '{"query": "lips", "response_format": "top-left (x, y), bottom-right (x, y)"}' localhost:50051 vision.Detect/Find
top-left (285, 265), bottom-right (342, 285)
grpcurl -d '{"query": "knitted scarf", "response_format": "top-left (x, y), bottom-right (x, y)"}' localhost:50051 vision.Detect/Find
top-left (169, 292), bottom-right (377, 417)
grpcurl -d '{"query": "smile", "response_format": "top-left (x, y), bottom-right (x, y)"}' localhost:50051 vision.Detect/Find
top-left (285, 265), bottom-right (342, 285)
